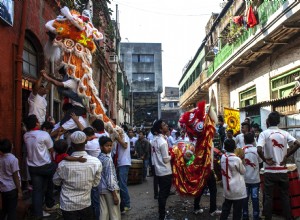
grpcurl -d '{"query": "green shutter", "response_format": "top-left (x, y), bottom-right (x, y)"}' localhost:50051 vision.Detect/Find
top-left (117, 72), bottom-right (123, 91)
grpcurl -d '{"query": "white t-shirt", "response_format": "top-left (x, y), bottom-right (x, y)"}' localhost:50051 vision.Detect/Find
top-left (52, 116), bottom-right (88, 132)
top-left (257, 126), bottom-right (296, 173)
top-left (95, 132), bottom-right (109, 138)
top-left (23, 130), bottom-right (53, 167)
top-left (113, 134), bottom-right (131, 167)
top-left (128, 136), bottom-right (138, 154)
top-left (151, 134), bottom-right (172, 176)
top-left (62, 79), bottom-right (84, 108)
top-left (28, 92), bottom-right (47, 124)
top-left (85, 137), bottom-right (100, 158)
top-left (221, 153), bottom-right (247, 200)
top-left (235, 133), bottom-right (245, 148)
top-left (243, 144), bottom-right (262, 184)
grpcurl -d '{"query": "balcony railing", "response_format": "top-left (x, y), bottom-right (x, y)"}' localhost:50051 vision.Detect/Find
top-left (207, 0), bottom-right (287, 77)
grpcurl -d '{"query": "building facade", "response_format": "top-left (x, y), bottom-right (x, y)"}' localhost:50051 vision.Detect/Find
top-left (120, 42), bottom-right (163, 128)
top-left (161, 87), bottom-right (181, 128)
top-left (0, 0), bottom-right (119, 159)
top-left (179, 0), bottom-right (300, 136)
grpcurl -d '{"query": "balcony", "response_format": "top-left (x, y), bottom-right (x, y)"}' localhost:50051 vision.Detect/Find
top-left (179, 70), bottom-right (209, 109)
top-left (207, 0), bottom-right (288, 77)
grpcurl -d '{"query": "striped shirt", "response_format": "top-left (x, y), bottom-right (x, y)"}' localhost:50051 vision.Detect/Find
top-left (97, 153), bottom-right (119, 194)
top-left (53, 151), bottom-right (102, 211)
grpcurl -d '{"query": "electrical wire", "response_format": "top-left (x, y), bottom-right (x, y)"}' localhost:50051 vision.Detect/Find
top-left (112, 1), bottom-right (214, 17)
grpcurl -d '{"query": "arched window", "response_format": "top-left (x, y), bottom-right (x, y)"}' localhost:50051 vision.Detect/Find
top-left (23, 39), bottom-right (38, 79)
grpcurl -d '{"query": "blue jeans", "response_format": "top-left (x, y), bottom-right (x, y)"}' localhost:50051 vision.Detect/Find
top-left (28, 162), bottom-right (56, 217)
top-left (243, 183), bottom-right (260, 220)
top-left (117, 165), bottom-right (130, 211)
top-left (143, 159), bottom-right (149, 179)
top-left (91, 187), bottom-right (100, 220)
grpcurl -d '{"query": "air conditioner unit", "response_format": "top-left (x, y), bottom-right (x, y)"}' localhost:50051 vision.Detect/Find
top-left (109, 55), bottom-right (118, 63)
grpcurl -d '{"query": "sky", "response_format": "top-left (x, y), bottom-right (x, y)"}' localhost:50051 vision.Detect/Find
top-left (109, 0), bottom-right (223, 89)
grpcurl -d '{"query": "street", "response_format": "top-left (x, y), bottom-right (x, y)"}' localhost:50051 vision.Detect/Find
top-left (123, 177), bottom-right (286, 220)
top-left (12, 176), bottom-right (292, 220)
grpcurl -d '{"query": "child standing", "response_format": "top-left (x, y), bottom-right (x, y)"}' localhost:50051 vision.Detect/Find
top-left (53, 139), bottom-right (86, 164)
top-left (0, 139), bottom-right (22, 220)
top-left (220, 139), bottom-right (247, 220)
top-left (242, 132), bottom-right (262, 220)
top-left (98, 136), bottom-right (121, 220)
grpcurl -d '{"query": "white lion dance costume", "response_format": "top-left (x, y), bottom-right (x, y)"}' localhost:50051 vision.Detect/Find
top-left (45, 7), bottom-right (114, 128)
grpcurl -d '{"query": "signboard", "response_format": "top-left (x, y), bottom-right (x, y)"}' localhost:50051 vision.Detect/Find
top-left (0, 0), bottom-right (14, 26)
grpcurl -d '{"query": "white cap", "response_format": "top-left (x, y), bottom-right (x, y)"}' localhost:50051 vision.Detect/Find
top-left (70, 131), bottom-right (86, 144)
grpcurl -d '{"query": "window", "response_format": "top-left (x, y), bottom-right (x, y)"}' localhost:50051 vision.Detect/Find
top-left (132, 72), bottom-right (155, 89)
top-left (271, 68), bottom-right (300, 99)
top-left (132, 54), bottom-right (154, 63)
top-left (23, 39), bottom-right (38, 78)
top-left (132, 72), bottom-right (155, 82)
top-left (239, 87), bottom-right (256, 108)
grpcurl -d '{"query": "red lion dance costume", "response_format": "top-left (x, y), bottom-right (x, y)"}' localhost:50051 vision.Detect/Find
top-left (171, 101), bottom-right (217, 196)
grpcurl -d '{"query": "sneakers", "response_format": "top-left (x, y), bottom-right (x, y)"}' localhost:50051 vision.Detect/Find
top-left (44, 204), bottom-right (59, 212)
top-left (210, 209), bottom-right (222, 216)
top-left (43, 211), bottom-right (51, 217)
top-left (193, 208), bottom-right (204, 214)
top-left (121, 207), bottom-right (132, 214)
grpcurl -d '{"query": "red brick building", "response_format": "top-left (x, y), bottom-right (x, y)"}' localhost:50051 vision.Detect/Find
top-left (0, 0), bottom-right (117, 160)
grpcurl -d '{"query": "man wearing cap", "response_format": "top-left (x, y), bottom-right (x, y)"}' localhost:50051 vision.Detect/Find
top-left (53, 131), bottom-right (102, 219)
top-left (28, 70), bottom-right (49, 125)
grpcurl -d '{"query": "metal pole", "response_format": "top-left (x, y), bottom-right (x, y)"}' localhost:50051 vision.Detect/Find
top-left (131, 88), bottom-right (134, 126)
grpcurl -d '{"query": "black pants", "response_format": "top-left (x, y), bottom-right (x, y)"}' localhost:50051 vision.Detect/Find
top-left (1, 188), bottom-right (18, 220)
top-left (263, 172), bottom-right (291, 220)
top-left (194, 171), bottom-right (217, 213)
top-left (60, 105), bottom-right (86, 126)
top-left (220, 198), bottom-right (244, 220)
top-left (152, 165), bottom-right (159, 197)
top-left (61, 206), bottom-right (94, 220)
top-left (28, 162), bottom-right (56, 217)
top-left (158, 174), bottom-right (172, 220)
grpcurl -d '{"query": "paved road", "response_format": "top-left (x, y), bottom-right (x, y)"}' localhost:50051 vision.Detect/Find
top-left (15, 176), bottom-right (295, 219)
top-left (123, 177), bottom-right (287, 220)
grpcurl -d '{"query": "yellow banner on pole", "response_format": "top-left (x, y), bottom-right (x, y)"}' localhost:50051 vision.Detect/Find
top-left (224, 107), bottom-right (240, 135)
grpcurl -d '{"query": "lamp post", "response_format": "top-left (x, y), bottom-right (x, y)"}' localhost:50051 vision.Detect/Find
top-left (130, 85), bottom-right (134, 126)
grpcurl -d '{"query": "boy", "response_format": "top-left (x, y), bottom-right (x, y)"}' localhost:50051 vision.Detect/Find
top-left (98, 136), bottom-right (121, 219)
top-left (220, 139), bottom-right (247, 220)
top-left (235, 122), bottom-right (250, 148)
top-left (242, 132), bottom-right (262, 220)
top-left (0, 139), bottom-right (22, 220)
top-left (53, 139), bottom-right (86, 164)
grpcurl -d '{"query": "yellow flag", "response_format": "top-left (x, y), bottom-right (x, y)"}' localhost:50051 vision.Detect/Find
top-left (224, 107), bottom-right (240, 135)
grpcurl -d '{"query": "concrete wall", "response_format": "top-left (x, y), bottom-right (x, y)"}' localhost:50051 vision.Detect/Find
top-left (120, 43), bottom-right (163, 93)
top-left (223, 35), bottom-right (300, 126)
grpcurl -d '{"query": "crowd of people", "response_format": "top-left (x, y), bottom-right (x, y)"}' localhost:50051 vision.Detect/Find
top-left (1, 69), bottom-right (300, 220)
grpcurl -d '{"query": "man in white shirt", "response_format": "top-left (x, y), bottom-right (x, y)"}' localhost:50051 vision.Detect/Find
top-left (28, 71), bottom-right (49, 124)
top-left (127, 129), bottom-right (138, 158)
top-left (220, 139), bottom-right (247, 220)
top-left (53, 131), bottom-right (102, 219)
top-left (257, 111), bottom-right (300, 220)
top-left (23, 114), bottom-right (57, 218)
top-left (111, 129), bottom-right (132, 214)
top-left (42, 69), bottom-right (86, 127)
top-left (235, 122), bottom-right (250, 148)
top-left (151, 120), bottom-right (172, 220)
